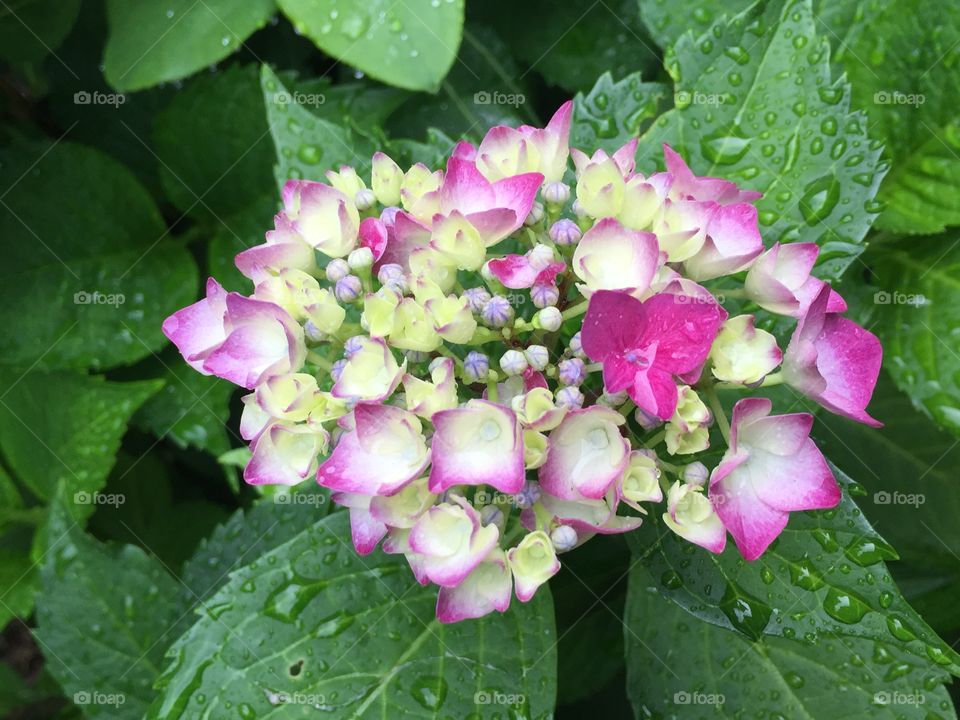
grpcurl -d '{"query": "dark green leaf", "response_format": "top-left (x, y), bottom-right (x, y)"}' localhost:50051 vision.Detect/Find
top-left (276, 0), bottom-right (464, 92)
top-left (0, 0), bottom-right (80, 62)
top-left (572, 71), bottom-right (670, 154)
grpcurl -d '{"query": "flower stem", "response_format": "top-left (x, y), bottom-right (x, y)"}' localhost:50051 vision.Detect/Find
top-left (307, 351), bottom-right (332, 370)
top-left (714, 371), bottom-right (785, 391)
top-left (704, 385), bottom-right (731, 444)
top-left (643, 429), bottom-right (666, 449)
top-left (560, 299), bottom-right (589, 321)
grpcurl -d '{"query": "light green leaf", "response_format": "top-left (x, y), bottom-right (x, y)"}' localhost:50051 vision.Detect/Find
top-left (636, 0), bottom-right (886, 280)
top-left (629, 467), bottom-right (960, 683)
top-left (276, 0), bottom-right (464, 92)
top-left (625, 565), bottom-right (956, 719)
top-left (103, 0), bottom-right (276, 91)
top-left (35, 497), bottom-right (181, 720)
top-left (262, 65), bottom-right (377, 189)
top-left (865, 235), bottom-right (960, 436)
top-left (153, 64), bottom-right (275, 222)
top-left (0, 0), bottom-right (81, 62)
top-left (572, 71), bottom-right (670, 155)
top-left (0, 370), bottom-right (162, 516)
top-left (389, 128), bottom-right (458, 169)
top-left (0, 141), bottom-right (198, 371)
top-left (149, 512), bottom-right (557, 719)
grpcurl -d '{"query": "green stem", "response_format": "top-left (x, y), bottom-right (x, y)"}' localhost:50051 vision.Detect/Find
top-left (560, 299), bottom-right (589, 321)
top-left (307, 351), bottom-right (332, 370)
top-left (704, 385), bottom-right (731, 444)
top-left (643, 429), bottom-right (666, 449)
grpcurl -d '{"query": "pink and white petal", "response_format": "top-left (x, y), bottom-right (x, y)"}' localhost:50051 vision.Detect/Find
top-left (466, 207), bottom-right (524, 246)
top-left (712, 474), bottom-right (789, 561)
top-left (440, 158), bottom-right (496, 214)
top-left (814, 315), bottom-right (883, 426)
top-left (451, 140), bottom-right (477, 162)
top-left (379, 211), bottom-right (431, 270)
top-left (348, 504), bottom-right (388, 555)
top-left (629, 366), bottom-right (679, 421)
top-left (729, 397), bottom-right (773, 449)
top-left (491, 172), bottom-right (545, 220)
top-left (436, 549), bottom-right (512, 623)
top-left (747, 439), bottom-right (840, 513)
top-left (202, 322), bottom-right (289, 389)
top-left (359, 216), bottom-right (389, 261)
top-left (488, 254), bottom-right (539, 289)
top-left (740, 412), bottom-right (814, 456)
top-left (162, 278), bottom-right (228, 372)
top-left (421, 523), bottom-right (500, 587)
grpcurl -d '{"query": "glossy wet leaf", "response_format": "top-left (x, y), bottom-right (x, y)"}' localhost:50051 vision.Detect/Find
top-left (148, 512), bottom-right (557, 719)
top-left (572, 71), bottom-right (670, 155)
top-left (103, 0), bottom-right (276, 91)
top-left (261, 65), bottom-right (377, 189)
top-left (636, 0), bottom-right (886, 280)
top-left (35, 497), bottom-right (182, 720)
top-left (276, 0), bottom-right (464, 92)
top-left (0, 370), bottom-right (162, 517)
top-left (625, 564), bottom-right (957, 719)
top-left (0, 141), bottom-right (198, 371)
top-left (629, 467), bottom-right (960, 685)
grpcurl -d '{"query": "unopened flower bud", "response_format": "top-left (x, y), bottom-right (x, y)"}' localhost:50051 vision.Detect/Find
top-left (330, 358), bottom-right (347, 382)
top-left (347, 246), bottom-right (374, 270)
top-left (569, 331), bottom-right (585, 358)
top-left (555, 386), bottom-right (584, 409)
top-left (598, 390), bottom-right (629, 407)
top-left (482, 296), bottom-right (514, 327)
top-left (514, 480), bottom-right (541, 508)
top-left (463, 351), bottom-right (490, 383)
top-left (549, 218), bottom-right (582, 246)
top-left (343, 335), bottom-right (365, 359)
top-left (571, 199), bottom-right (588, 218)
top-left (354, 188), bottom-right (377, 212)
top-left (531, 283), bottom-right (560, 308)
top-left (550, 525), bottom-right (578, 552)
top-left (524, 201), bottom-right (545, 226)
top-left (377, 262), bottom-right (404, 285)
top-left (683, 461), bottom-right (709, 487)
top-left (528, 244), bottom-right (555, 271)
top-left (304, 320), bottom-right (325, 343)
top-left (325, 258), bottom-right (350, 282)
top-left (525, 345), bottom-right (550, 371)
top-left (480, 504), bottom-right (505, 532)
top-left (543, 181), bottom-right (571, 206)
top-left (500, 350), bottom-right (528, 376)
top-left (334, 275), bottom-right (362, 302)
top-left (463, 286), bottom-right (492, 314)
top-left (536, 306), bottom-right (562, 332)
top-left (634, 407), bottom-right (662, 430)
top-left (558, 358), bottom-right (586, 386)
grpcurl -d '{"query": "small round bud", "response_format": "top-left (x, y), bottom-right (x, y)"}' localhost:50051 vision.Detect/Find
top-left (304, 320), bottom-right (325, 343)
top-left (463, 351), bottom-right (490, 383)
top-left (325, 258), bottom-right (350, 282)
top-left (531, 283), bottom-right (560, 308)
top-left (462, 286), bottom-right (492, 314)
top-left (514, 480), bottom-right (541, 509)
top-left (334, 275), bottom-right (362, 303)
top-left (343, 335), bottom-right (365, 359)
top-left (524, 201), bottom-right (545, 226)
top-left (549, 218), bottom-right (582, 246)
top-left (537, 306), bottom-right (562, 332)
top-left (569, 330), bottom-right (585, 358)
top-left (555, 386), bottom-right (584, 409)
top-left (500, 350), bottom-right (528, 376)
top-left (683, 461), bottom-right (710, 487)
top-left (354, 188), bottom-right (377, 212)
top-left (330, 358), bottom-right (347, 382)
top-left (482, 296), bottom-right (514, 327)
top-left (528, 244), bottom-right (555, 271)
top-left (550, 525), bottom-right (578, 552)
top-left (571, 199), bottom-right (588, 218)
top-left (543, 181), bottom-right (571, 206)
top-left (405, 350), bottom-right (432, 363)
top-left (634, 407), bottom-right (662, 430)
top-left (347, 246), bottom-right (374, 270)
top-left (428, 356), bottom-right (447, 373)
top-left (480, 504), bottom-right (505, 530)
top-left (558, 358), bottom-right (586, 386)
top-left (377, 262), bottom-right (404, 285)
top-left (524, 345), bottom-right (550, 371)
top-left (598, 390), bottom-right (629, 407)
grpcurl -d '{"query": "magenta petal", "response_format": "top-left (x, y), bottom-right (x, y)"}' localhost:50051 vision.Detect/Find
top-left (359, 216), bottom-right (388, 261)
top-left (635, 293), bottom-right (725, 375)
top-left (629, 366), bottom-right (679, 420)
top-left (490, 172), bottom-right (544, 222)
top-left (488, 254), bottom-right (539, 289)
top-left (814, 315), bottom-right (883, 426)
top-left (581, 290), bottom-right (647, 361)
top-left (713, 480), bottom-right (790, 561)
top-left (451, 140), bottom-right (477, 162)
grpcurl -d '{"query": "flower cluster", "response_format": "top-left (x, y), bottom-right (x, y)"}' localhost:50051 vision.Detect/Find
top-left (163, 101), bottom-right (883, 622)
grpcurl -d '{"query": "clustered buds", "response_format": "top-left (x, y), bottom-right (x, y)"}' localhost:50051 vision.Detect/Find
top-left (164, 100), bottom-right (883, 624)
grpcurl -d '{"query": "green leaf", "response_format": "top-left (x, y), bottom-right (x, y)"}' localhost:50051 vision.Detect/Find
top-left (0, 0), bottom-right (81, 62)
top-left (276, 0), bottom-right (464, 92)
top-left (0, 141), bottom-right (198, 371)
top-left (629, 465), bottom-right (960, 694)
top-left (625, 565), bottom-right (956, 719)
top-left (262, 65), bottom-right (377, 189)
top-left (0, 370), bottom-right (162, 515)
top-left (208, 195), bottom-right (280, 294)
top-left (865, 235), bottom-right (960, 436)
top-left (476, 0), bottom-right (660, 93)
top-left (840, 1), bottom-right (960, 234)
top-left (572, 71), bottom-right (670, 155)
top-left (0, 544), bottom-right (39, 629)
top-left (35, 496), bottom-right (181, 720)
top-left (149, 512), bottom-right (557, 719)
top-left (636, 0), bottom-right (886, 281)
top-left (133, 349), bottom-right (236, 457)
top-left (153, 64), bottom-right (275, 222)
top-left (389, 128), bottom-right (458, 169)
top-left (103, 0), bottom-right (276, 91)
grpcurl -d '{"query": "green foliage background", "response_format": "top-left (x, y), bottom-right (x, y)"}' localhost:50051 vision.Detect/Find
top-left (0, 0), bottom-right (959, 717)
